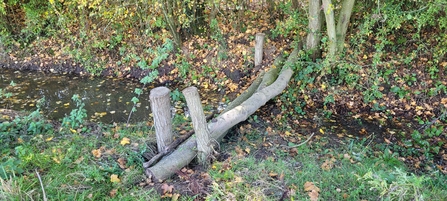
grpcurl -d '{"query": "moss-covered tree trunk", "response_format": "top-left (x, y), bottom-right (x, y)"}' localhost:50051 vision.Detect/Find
top-left (306, 0), bottom-right (323, 60)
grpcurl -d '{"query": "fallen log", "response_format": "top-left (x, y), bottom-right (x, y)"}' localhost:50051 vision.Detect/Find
top-left (145, 48), bottom-right (300, 181)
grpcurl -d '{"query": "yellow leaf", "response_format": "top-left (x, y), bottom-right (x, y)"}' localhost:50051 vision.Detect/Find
top-left (245, 147), bottom-right (250, 154)
top-left (110, 174), bottom-right (120, 183)
top-left (69, 128), bottom-right (77, 134)
top-left (64, 103), bottom-right (70, 106)
top-left (45, 137), bottom-right (53, 142)
top-left (120, 137), bottom-right (130, 146)
top-left (52, 157), bottom-right (61, 164)
top-left (228, 83), bottom-right (238, 92)
top-left (319, 128), bottom-right (324, 134)
top-left (363, 55), bottom-right (368, 59)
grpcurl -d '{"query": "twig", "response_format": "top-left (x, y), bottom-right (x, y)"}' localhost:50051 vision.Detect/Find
top-left (285, 132), bottom-right (315, 148)
top-left (35, 169), bottom-right (47, 201)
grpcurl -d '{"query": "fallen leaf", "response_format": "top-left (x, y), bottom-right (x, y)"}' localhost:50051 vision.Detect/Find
top-left (92, 149), bottom-right (101, 158)
top-left (161, 183), bottom-right (174, 194)
top-left (321, 157), bottom-right (336, 170)
top-left (235, 146), bottom-right (245, 156)
top-left (234, 176), bottom-right (243, 183)
top-left (110, 174), bottom-right (120, 183)
top-left (117, 158), bottom-right (127, 169)
top-left (171, 193), bottom-right (180, 201)
top-left (244, 147), bottom-right (251, 154)
top-left (319, 128), bottom-right (325, 134)
top-left (269, 172), bottom-right (278, 178)
top-left (120, 137), bottom-right (130, 145)
top-left (304, 181), bottom-right (320, 201)
top-left (109, 189), bottom-right (117, 197)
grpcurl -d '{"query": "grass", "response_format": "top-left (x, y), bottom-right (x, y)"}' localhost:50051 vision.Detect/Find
top-left (1, 108), bottom-right (447, 200)
top-left (206, 127), bottom-right (447, 200)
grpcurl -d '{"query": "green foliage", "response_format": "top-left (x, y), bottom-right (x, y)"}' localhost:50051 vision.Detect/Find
top-left (0, 157), bottom-right (23, 179)
top-left (363, 84), bottom-right (383, 103)
top-left (62, 94), bottom-right (87, 129)
top-left (0, 99), bottom-right (53, 146)
top-left (210, 18), bottom-right (228, 61)
top-left (125, 39), bottom-right (173, 123)
top-left (271, 1), bottom-right (307, 38)
top-left (357, 168), bottom-right (427, 201)
top-left (170, 88), bottom-right (184, 102)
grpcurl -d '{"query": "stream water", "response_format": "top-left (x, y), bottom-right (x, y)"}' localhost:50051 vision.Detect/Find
top-left (0, 69), bottom-right (199, 123)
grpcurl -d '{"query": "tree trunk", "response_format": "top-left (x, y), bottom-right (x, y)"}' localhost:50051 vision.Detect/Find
top-left (322, 0), bottom-right (337, 59)
top-left (145, 49), bottom-right (300, 181)
top-left (149, 87), bottom-right (173, 153)
top-left (160, 0), bottom-right (182, 48)
top-left (306, 0), bottom-right (322, 61)
top-left (182, 86), bottom-right (212, 164)
top-left (335, 0), bottom-right (355, 53)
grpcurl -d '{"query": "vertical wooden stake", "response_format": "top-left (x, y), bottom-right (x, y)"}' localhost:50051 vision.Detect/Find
top-left (150, 87), bottom-right (173, 153)
top-left (255, 33), bottom-right (265, 67)
top-left (182, 86), bottom-right (211, 164)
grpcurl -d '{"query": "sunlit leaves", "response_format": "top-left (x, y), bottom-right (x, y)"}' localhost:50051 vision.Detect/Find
top-left (120, 137), bottom-right (130, 146)
top-left (110, 174), bottom-right (120, 183)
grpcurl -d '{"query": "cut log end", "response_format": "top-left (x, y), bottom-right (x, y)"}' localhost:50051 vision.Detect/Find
top-left (149, 86), bottom-right (170, 98)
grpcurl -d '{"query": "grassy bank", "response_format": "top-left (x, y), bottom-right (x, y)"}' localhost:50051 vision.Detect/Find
top-left (1, 104), bottom-right (446, 200)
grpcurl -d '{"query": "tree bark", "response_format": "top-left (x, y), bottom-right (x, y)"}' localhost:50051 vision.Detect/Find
top-left (145, 49), bottom-right (300, 181)
top-left (322, 0), bottom-right (337, 59)
top-left (149, 87), bottom-right (173, 153)
top-left (182, 86), bottom-right (212, 164)
top-left (336, 0), bottom-right (355, 53)
top-left (306, 0), bottom-right (322, 60)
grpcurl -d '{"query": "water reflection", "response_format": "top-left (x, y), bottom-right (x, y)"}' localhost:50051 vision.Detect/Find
top-left (1, 69), bottom-right (153, 123)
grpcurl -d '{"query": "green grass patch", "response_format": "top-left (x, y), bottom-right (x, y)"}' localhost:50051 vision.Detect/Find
top-left (207, 132), bottom-right (447, 200)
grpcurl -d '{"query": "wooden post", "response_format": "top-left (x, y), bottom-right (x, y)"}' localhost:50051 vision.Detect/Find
top-left (149, 87), bottom-right (173, 153)
top-left (182, 86), bottom-right (211, 164)
top-left (255, 33), bottom-right (265, 67)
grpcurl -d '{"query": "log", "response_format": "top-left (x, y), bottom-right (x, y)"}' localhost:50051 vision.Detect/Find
top-left (143, 112), bottom-right (216, 169)
top-left (145, 49), bottom-right (299, 181)
top-left (222, 54), bottom-right (284, 114)
top-left (149, 87), bottom-right (173, 153)
top-left (182, 86), bottom-right (212, 164)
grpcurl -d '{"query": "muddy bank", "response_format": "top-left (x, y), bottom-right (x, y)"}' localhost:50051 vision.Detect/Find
top-left (0, 53), bottom-right (162, 81)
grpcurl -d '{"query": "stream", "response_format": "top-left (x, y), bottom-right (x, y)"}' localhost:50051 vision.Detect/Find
top-left (0, 69), bottom-right (219, 123)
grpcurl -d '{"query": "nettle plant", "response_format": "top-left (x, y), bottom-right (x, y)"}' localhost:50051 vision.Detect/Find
top-left (126, 39), bottom-right (174, 124)
top-left (62, 94), bottom-right (87, 130)
top-left (0, 98), bottom-right (53, 146)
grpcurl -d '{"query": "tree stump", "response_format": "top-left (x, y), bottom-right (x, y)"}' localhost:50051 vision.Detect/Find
top-left (255, 33), bottom-right (265, 67)
top-left (182, 86), bottom-right (212, 164)
top-left (149, 87), bottom-right (173, 153)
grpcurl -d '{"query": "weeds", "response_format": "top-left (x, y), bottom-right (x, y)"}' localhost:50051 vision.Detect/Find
top-left (62, 94), bottom-right (87, 130)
